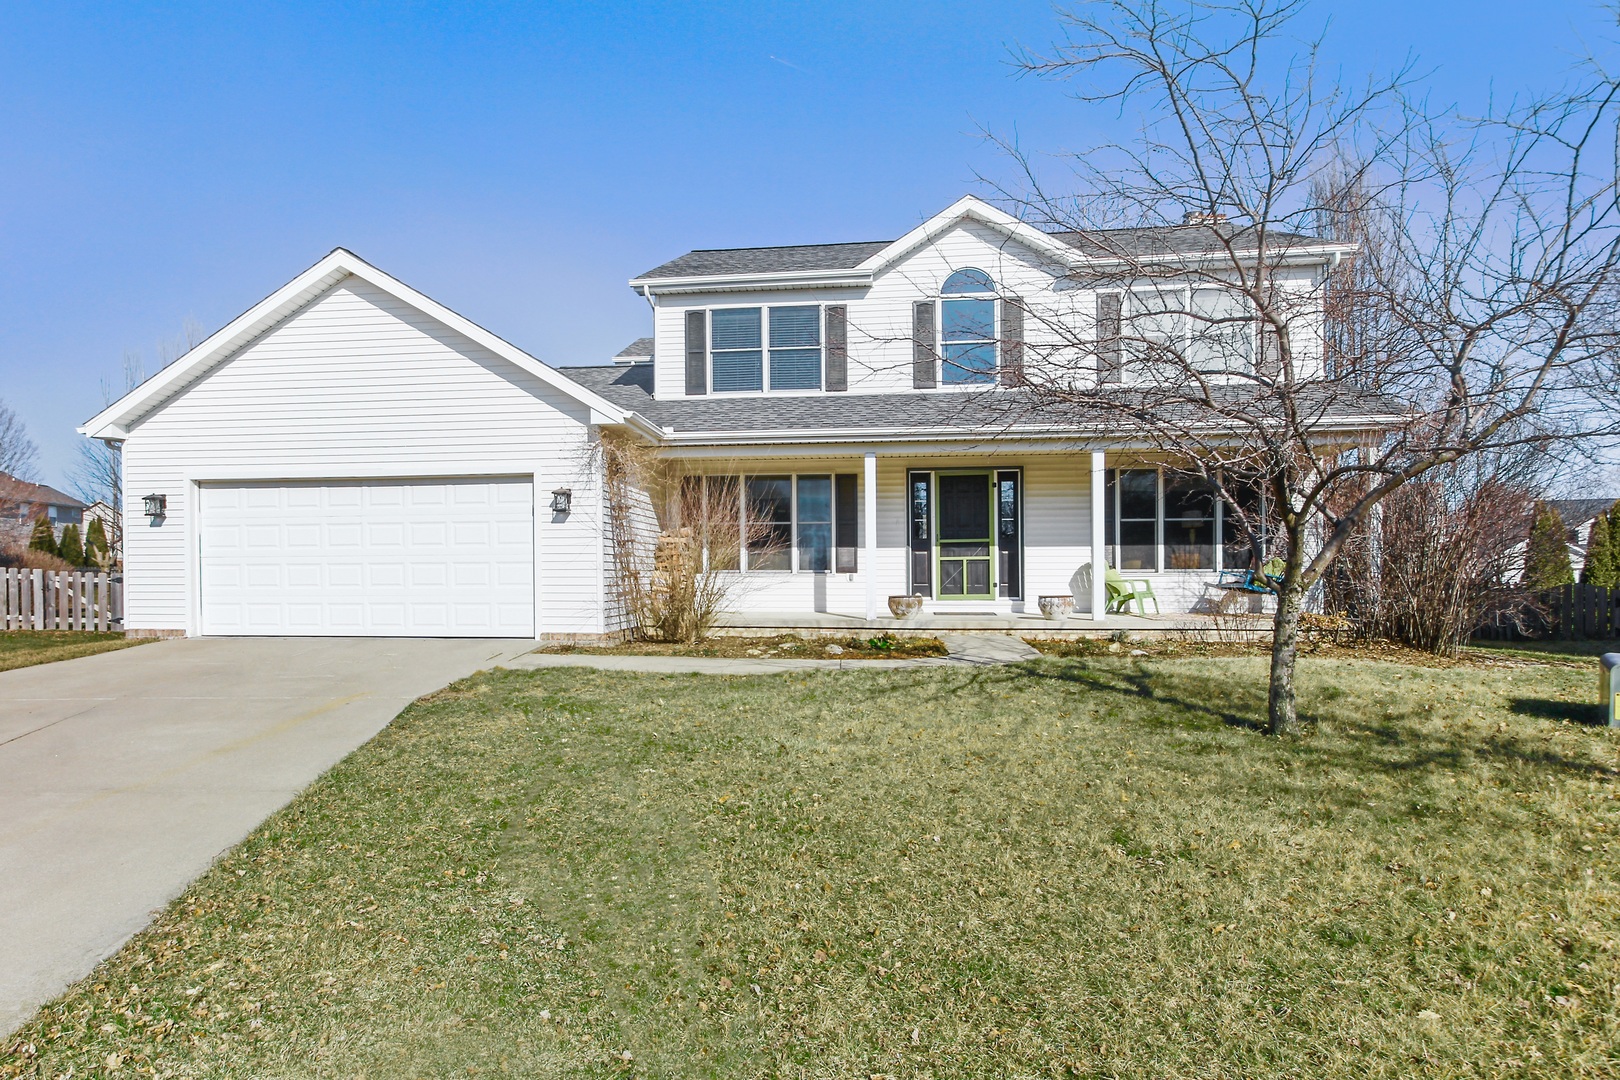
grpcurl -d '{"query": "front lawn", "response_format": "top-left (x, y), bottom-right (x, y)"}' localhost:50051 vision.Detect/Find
top-left (7, 655), bottom-right (1617, 1077)
top-left (0, 631), bottom-right (146, 673)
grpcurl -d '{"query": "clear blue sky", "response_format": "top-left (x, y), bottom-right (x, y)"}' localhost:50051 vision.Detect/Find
top-left (0, 0), bottom-right (1608, 488)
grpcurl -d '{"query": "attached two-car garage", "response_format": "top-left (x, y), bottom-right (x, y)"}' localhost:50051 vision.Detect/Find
top-left (197, 477), bottom-right (536, 637)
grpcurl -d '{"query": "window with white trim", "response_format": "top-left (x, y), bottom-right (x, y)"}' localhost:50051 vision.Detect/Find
top-left (706, 306), bottom-right (824, 393)
top-left (692, 473), bottom-right (860, 572)
top-left (1122, 286), bottom-right (1255, 375)
top-left (1104, 468), bottom-right (1269, 572)
top-left (941, 268), bottom-right (997, 384)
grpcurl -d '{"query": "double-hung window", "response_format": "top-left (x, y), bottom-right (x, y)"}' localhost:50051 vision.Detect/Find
top-left (1122, 286), bottom-right (1255, 376)
top-left (1163, 474), bottom-right (1216, 569)
top-left (1107, 468), bottom-right (1160, 572)
top-left (746, 476), bottom-right (793, 571)
top-left (1186, 288), bottom-right (1254, 373)
top-left (709, 306), bottom-right (823, 392)
top-left (691, 473), bottom-right (859, 573)
top-left (769, 306), bottom-right (822, 390)
top-left (941, 268), bottom-right (997, 384)
top-left (1105, 467), bottom-right (1263, 573)
top-left (711, 308), bottom-right (764, 392)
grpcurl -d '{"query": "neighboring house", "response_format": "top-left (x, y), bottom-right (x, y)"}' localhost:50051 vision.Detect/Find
top-left (84, 500), bottom-right (122, 562)
top-left (1549, 498), bottom-right (1616, 580)
top-left (82, 195), bottom-right (1395, 640)
top-left (0, 471), bottom-right (87, 549)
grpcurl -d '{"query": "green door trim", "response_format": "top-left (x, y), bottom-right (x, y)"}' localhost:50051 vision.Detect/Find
top-left (935, 470), bottom-right (996, 600)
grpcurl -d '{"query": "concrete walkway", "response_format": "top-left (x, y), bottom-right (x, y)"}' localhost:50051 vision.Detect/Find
top-left (0, 636), bottom-right (533, 1038)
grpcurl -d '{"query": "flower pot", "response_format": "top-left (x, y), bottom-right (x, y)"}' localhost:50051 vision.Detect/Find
top-left (1038, 594), bottom-right (1075, 622)
top-left (888, 594), bottom-right (924, 620)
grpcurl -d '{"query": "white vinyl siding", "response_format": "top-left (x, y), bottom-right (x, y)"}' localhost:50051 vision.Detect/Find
top-left (649, 218), bottom-right (1327, 400)
top-left (119, 275), bottom-right (604, 636)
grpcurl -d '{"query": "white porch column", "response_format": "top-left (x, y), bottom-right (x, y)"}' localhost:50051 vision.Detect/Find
top-left (1090, 450), bottom-right (1107, 622)
top-left (864, 451), bottom-right (879, 621)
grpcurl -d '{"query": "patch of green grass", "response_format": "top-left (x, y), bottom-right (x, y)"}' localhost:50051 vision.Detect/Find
top-left (7, 656), bottom-right (1619, 1078)
top-left (0, 631), bottom-right (146, 673)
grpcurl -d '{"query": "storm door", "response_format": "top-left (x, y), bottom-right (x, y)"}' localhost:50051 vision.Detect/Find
top-left (936, 472), bottom-right (995, 598)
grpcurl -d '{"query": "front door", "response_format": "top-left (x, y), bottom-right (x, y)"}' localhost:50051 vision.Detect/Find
top-left (936, 472), bottom-right (994, 598)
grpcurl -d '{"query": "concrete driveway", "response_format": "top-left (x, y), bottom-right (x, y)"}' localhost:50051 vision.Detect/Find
top-left (0, 636), bottom-right (535, 1038)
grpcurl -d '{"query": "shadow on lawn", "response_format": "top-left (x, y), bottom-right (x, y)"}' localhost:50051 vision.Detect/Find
top-left (850, 657), bottom-right (1620, 781)
top-left (1509, 697), bottom-right (1608, 726)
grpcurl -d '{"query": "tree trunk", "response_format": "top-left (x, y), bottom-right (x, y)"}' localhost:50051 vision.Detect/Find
top-left (1268, 578), bottom-right (1305, 735)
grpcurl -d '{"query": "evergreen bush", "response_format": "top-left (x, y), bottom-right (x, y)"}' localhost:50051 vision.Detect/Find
top-left (56, 522), bottom-right (85, 567)
top-left (1583, 507), bottom-right (1619, 587)
top-left (1524, 502), bottom-right (1575, 590)
top-left (28, 515), bottom-right (56, 557)
top-left (84, 517), bottom-right (109, 567)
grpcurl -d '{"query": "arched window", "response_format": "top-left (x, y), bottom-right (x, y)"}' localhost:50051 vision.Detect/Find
top-left (940, 269), bottom-right (997, 383)
top-left (942, 268), bottom-right (995, 295)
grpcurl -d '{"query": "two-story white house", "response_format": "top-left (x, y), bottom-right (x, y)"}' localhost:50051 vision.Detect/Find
top-left (82, 195), bottom-right (1394, 640)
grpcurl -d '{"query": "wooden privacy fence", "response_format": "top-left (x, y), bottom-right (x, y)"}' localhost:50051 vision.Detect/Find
top-left (1548, 582), bottom-right (1620, 640)
top-left (1, 569), bottom-right (121, 632)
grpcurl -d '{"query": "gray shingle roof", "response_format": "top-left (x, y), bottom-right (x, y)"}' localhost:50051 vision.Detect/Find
top-left (0, 471), bottom-right (86, 511)
top-left (632, 224), bottom-right (1334, 282)
top-left (614, 336), bottom-right (655, 361)
top-left (1048, 224), bottom-right (1326, 259)
top-left (635, 241), bottom-right (891, 281)
top-left (558, 365), bottom-right (1401, 437)
top-left (1550, 498), bottom-right (1617, 530)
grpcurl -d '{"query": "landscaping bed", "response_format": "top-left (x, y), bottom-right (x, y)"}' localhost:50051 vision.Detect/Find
top-left (7, 655), bottom-right (1617, 1077)
top-left (538, 632), bottom-right (949, 660)
top-left (0, 631), bottom-right (147, 673)
top-left (1025, 635), bottom-right (1600, 670)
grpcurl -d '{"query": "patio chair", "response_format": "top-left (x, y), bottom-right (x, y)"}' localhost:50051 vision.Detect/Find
top-left (1104, 564), bottom-right (1159, 615)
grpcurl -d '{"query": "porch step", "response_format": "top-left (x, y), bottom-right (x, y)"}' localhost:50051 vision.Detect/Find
top-left (936, 633), bottom-right (1041, 665)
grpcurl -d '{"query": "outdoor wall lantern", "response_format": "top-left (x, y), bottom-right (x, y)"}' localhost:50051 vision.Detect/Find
top-left (142, 493), bottom-right (167, 522)
top-left (550, 487), bottom-right (572, 515)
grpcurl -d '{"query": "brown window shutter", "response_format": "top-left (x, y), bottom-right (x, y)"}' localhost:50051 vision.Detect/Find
top-left (834, 473), bottom-right (858, 572)
top-left (825, 305), bottom-right (849, 392)
top-left (999, 296), bottom-right (1025, 386)
top-left (912, 301), bottom-right (936, 388)
top-left (1257, 322), bottom-right (1281, 379)
top-left (1096, 293), bottom-right (1122, 384)
top-left (684, 310), bottom-right (707, 395)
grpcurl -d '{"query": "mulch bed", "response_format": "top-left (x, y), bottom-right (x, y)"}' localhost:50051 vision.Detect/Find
top-left (537, 633), bottom-right (949, 660)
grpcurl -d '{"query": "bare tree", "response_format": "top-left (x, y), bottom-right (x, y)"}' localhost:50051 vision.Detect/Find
top-left (992, 0), bottom-right (1620, 733)
top-left (72, 351), bottom-right (149, 508)
top-left (72, 323), bottom-right (202, 551)
top-left (0, 398), bottom-right (39, 481)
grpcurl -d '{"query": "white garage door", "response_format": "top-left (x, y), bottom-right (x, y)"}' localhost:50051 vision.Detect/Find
top-left (199, 477), bottom-right (535, 637)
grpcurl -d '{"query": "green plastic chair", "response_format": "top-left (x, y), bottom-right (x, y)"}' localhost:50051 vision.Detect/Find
top-left (1105, 564), bottom-right (1160, 615)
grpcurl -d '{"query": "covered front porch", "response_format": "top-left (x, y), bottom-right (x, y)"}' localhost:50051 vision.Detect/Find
top-left (715, 608), bottom-right (1256, 637)
top-left (665, 443), bottom-right (1275, 627)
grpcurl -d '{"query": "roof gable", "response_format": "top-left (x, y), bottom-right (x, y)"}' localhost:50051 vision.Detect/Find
top-left (0, 472), bottom-right (85, 510)
top-left (628, 195), bottom-right (1353, 290)
top-left (81, 249), bottom-right (634, 440)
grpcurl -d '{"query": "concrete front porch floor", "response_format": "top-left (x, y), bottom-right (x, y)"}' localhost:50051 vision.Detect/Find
top-left (716, 610), bottom-right (1261, 637)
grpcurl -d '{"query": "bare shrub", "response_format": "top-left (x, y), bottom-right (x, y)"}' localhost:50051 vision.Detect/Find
top-left (0, 542), bottom-right (74, 571)
top-left (1324, 456), bottom-right (1539, 655)
top-left (598, 434), bottom-right (781, 644)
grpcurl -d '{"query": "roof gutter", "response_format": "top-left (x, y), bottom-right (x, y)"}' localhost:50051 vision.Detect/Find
top-left (628, 267), bottom-right (876, 296)
top-left (647, 412), bottom-right (1403, 448)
